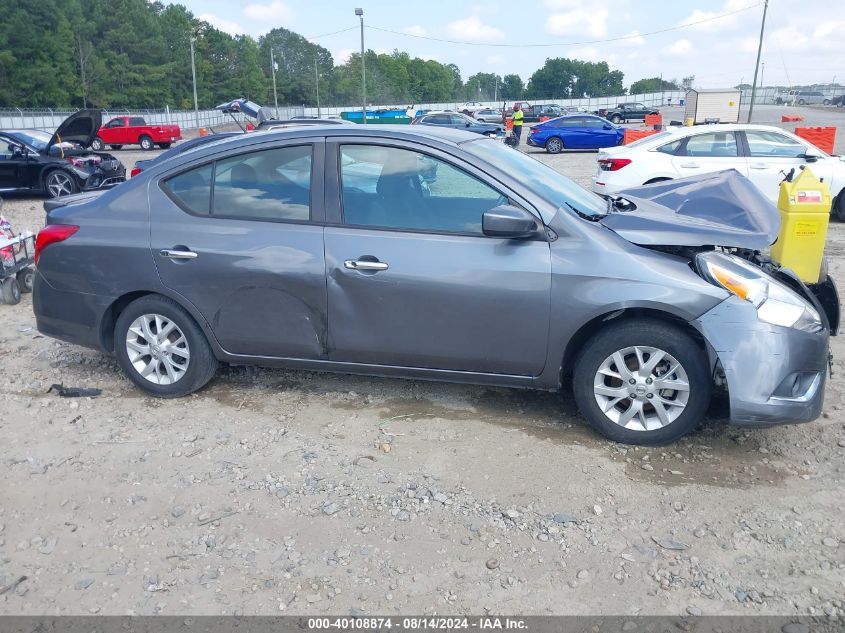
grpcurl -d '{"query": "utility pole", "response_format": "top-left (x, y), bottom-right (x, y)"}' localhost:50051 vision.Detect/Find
top-left (747, 0), bottom-right (768, 123)
top-left (494, 76), bottom-right (498, 103)
top-left (271, 48), bottom-right (279, 118)
top-left (760, 62), bottom-right (765, 102)
top-left (355, 8), bottom-right (365, 124)
top-left (315, 58), bottom-right (321, 118)
top-left (189, 31), bottom-right (200, 129)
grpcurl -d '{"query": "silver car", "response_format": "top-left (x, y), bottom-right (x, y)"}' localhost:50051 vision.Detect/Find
top-left (33, 125), bottom-right (838, 445)
top-left (474, 108), bottom-right (503, 123)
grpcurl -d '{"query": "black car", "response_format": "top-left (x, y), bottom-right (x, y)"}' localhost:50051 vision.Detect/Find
top-left (603, 102), bottom-right (659, 124)
top-left (0, 110), bottom-right (125, 198)
top-left (411, 111), bottom-right (503, 137)
top-left (131, 132), bottom-right (242, 177)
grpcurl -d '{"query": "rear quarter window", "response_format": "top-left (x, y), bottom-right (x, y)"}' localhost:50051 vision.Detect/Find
top-left (162, 163), bottom-right (213, 215)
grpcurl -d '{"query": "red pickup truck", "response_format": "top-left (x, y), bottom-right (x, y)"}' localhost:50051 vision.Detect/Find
top-left (91, 116), bottom-right (181, 151)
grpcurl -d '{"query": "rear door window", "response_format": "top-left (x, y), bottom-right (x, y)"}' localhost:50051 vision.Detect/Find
top-left (162, 163), bottom-right (213, 215)
top-left (212, 145), bottom-right (312, 221)
top-left (682, 132), bottom-right (739, 157)
top-left (162, 145), bottom-right (312, 221)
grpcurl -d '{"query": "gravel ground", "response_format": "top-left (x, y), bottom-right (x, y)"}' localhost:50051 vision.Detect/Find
top-left (0, 105), bottom-right (843, 617)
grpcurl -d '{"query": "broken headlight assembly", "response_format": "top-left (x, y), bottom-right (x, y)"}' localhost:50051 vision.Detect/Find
top-left (696, 252), bottom-right (823, 333)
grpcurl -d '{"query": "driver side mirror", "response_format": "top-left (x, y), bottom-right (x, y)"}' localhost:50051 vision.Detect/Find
top-left (482, 205), bottom-right (540, 239)
top-left (801, 149), bottom-right (823, 162)
top-left (603, 124), bottom-right (613, 130)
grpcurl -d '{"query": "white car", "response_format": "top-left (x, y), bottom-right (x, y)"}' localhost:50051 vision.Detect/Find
top-left (592, 124), bottom-right (845, 220)
top-left (458, 102), bottom-right (486, 115)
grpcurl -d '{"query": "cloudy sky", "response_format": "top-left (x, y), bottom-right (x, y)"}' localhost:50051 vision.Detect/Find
top-left (176, 0), bottom-right (843, 88)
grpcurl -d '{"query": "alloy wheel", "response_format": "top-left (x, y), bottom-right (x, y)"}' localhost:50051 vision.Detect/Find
top-left (546, 138), bottom-right (563, 153)
top-left (125, 313), bottom-right (190, 385)
top-left (46, 172), bottom-right (74, 197)
top-left (592, 345), bottom-right (690, 431)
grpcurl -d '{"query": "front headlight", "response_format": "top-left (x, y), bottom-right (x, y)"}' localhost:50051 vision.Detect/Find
top-left (696, 252), bottom-right (822, 332)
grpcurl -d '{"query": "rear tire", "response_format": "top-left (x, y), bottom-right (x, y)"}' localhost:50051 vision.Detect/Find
top-left (91, 137), bottom-right (104, 151)
top-left (16, 267), bottom-right (34, 293)
top-left (572, 319), bottom-right (711, 445)
top-left (611, 115), bottom-right (622, 124)
top-left (798, 99), bottom-right (806, 105)
top-left (114, 295), bottom-right (217, 397)
top-left (823, 99), bottom-right (831, 106)
top-left (139, 135), bottom-right (154, 151)
top-left (545, 137), bottom-right (564, 154)
top-left (1, 277), bottom-right (22, 305)
top-left (109, 144), bottom-right (123, 150)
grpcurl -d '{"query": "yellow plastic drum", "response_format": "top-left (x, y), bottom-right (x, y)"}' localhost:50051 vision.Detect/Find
top-left (770, 167), bottom-right (831, 284)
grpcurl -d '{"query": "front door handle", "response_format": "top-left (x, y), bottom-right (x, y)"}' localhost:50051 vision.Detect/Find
top-left (679, 162), bottom-right (700, 168)
top-left (160, 249), bottom-right (198, 260)
top-left (749, 163), bottom-right (769, 170)
top-left (344, 259), bottom-right (388, 271)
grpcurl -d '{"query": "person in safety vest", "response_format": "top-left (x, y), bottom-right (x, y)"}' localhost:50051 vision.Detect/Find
top-left (512, 104), bottom-right (524, 145)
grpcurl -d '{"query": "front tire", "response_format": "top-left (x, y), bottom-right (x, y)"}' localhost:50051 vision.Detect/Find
top-left (611, 115), bottom-right (622, 124)
top-left (139, 135), bottom-right (154, 151)
top-left (572, 319), bottom-right (711, 445)
top-left (91, 137), bottom-right (104, 151)
top-left (114, 295), bottom-right (217, 397)
top-left (545, 137), bottom-right (564, 154)
top-left (44, 170), bottom-right (78, 198)
top-left (823, 99), bottom-right (831, 106)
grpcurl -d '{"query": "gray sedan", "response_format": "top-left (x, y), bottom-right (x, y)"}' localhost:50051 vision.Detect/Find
top-left (32, 126), bottom-right (837, 445)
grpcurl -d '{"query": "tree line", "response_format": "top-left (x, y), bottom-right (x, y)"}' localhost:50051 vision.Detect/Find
top-left (0, 0), bottom-right (668, 110)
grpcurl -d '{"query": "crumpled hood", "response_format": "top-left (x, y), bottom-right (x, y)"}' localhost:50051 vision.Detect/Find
top-left (47, 109), bottom-right (102, 153)
top-left (600, 170), bottom-right (781, 250)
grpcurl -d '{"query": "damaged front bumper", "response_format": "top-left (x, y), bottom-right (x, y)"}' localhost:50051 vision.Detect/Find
top-left (693, 297), bottom-right (830, 426)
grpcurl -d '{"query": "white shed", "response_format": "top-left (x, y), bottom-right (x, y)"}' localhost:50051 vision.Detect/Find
top-left (684, 89), bottom-right (742, 124)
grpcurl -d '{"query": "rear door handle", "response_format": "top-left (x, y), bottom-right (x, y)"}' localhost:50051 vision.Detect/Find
top-left (679, 162), bottom-right (700, 168)
top-left (160, 249), bottom-right (198, 260)
top-left (749, 163), bottom-right (769, 169)
top-left (344, 259), bottom-right (388, 271)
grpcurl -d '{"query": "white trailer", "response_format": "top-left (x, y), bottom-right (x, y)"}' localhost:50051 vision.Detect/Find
top-left (684, 89), bottom-right (741, 124)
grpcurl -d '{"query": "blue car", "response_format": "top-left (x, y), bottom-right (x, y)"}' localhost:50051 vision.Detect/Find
top-left (527, 115), bottom-right (624, 153)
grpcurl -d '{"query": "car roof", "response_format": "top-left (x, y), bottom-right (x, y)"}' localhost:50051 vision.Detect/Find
top-left (660, 123), bottom-right (797, 135)
top-left (194, 124), bottom-right (481, 152)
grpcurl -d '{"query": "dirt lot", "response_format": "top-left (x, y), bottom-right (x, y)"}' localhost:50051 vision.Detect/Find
top-left (0, 106), bottom-right (844, 617)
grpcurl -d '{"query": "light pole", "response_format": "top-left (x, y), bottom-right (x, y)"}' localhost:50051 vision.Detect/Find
top-left (189, 29), bottom-right (200, 129)
top-left (315, 57), bottom-right (321, 118)
top-left (747, 0), bottom-right (769, 123)
top-left (355, 8), bottom-right (365, 124)
top-left (270, 48), bottom-right (279, 118)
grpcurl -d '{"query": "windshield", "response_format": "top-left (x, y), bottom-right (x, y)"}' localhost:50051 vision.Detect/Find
top-left (463, 138), bottom-right (608, 217)
top-left (9, 130), bottom-right (51, 150)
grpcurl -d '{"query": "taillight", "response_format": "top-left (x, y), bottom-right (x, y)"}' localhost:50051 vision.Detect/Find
top-left (598, 158), bottom-right (632, 171)
top-left (34, 225), bottom-right (79, 265)
top-left (130, 167), bottom-right (142, 177)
